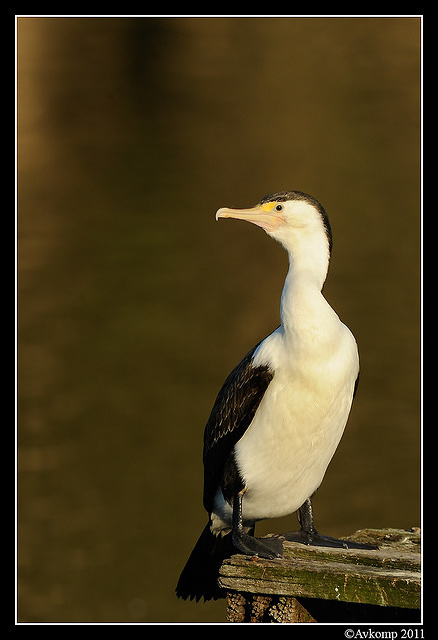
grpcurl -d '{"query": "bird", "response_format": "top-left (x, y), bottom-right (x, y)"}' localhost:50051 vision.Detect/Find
top-left (176, 190), bottom-right (373, 602)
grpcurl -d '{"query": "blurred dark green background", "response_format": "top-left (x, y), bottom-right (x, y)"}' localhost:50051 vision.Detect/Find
top-left (17, 16), bottom-right (421, 623)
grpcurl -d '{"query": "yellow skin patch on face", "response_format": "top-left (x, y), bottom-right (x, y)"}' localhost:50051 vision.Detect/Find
top-left (260, 202), bottom-right (280, 213)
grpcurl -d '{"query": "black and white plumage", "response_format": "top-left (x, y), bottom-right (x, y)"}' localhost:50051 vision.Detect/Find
top-left (176, 191), bottom-right (371, 602)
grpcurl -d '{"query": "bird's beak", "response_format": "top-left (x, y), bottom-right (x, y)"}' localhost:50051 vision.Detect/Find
top-left (215, 203), bottom-right (285, 233)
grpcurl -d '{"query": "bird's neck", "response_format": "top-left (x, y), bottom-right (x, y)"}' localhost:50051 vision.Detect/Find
top-left (279, 247), bottom-right (332, 340)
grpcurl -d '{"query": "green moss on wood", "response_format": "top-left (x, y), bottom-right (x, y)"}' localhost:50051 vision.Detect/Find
top-left (219, 528), bottom-right (421, 610)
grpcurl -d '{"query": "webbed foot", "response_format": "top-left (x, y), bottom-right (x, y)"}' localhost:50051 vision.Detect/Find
top-left (282, 529), bottom-right (377, 550)
top-left (286, 498), bottom-right (378, 550)
top-left (232, 530), bottom-right (284, 558)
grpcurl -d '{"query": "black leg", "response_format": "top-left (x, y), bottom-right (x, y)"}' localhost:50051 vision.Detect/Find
top-left (231, 489), bottom-right (283, 559)
top-left (298, 497), bottom-right (317, 534)
top-left (282, 498), bottom-right (377, 550)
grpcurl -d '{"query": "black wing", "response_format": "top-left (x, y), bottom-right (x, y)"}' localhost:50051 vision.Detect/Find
top-left (202, 342), bottom-right (274, 513)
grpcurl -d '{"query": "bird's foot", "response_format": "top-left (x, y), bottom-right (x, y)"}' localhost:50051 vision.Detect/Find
top-left (232, 531), bottom-right (284, 559)
top-left (281, 529), bottom-right (377, 550)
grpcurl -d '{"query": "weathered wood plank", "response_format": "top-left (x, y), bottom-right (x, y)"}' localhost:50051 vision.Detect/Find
top-left (219, 528), bottom-right (421, 612)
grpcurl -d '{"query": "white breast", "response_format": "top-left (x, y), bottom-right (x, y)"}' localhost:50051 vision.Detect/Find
top-left (234, 319), bottom-right (359, 524)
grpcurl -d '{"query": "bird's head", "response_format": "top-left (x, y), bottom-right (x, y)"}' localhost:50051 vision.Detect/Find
top-left (216, 191), bottom-right (332, 260)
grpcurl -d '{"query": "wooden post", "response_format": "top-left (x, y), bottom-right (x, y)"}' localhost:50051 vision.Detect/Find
top-left (219, 528), bottom-right (421, 623)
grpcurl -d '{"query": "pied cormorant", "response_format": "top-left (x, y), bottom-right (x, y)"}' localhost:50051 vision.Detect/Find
top-left (176, 191), bottom-right (373, 602)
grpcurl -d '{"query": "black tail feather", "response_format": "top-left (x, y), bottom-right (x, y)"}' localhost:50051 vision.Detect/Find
top-left (176, 523), bottom-right (236, 602)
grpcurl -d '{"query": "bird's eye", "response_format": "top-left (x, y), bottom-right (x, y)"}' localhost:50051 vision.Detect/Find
top-left (275, 204), bottom-right (283, 212)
